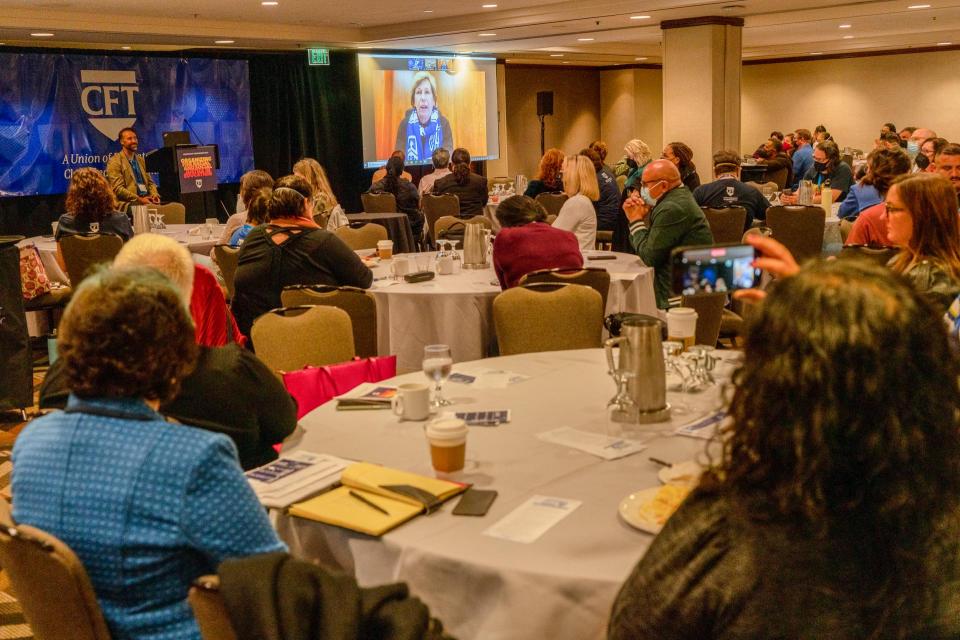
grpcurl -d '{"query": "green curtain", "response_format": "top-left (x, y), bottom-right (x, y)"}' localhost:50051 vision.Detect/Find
top-left (248, 52), bottom-right (365, 213)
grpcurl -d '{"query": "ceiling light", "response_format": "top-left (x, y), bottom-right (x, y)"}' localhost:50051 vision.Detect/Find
top-left (121, 46), bottom-right (131, 49)
top-left (482, 3), bottom-right (497, 7)
top-left (635, 56), bottom-right (648, 61)
top-left (550, 53), bottom-right (564, 57)
top-left (908, 3), bottom-right (931, 7)
top-left (809, 51), bottom-right (823, 55)
top-left (30, 32), bottom-right (54, 37)
top-left (479, 32), bottom-right (496, 36)
top-left (630, 15), bottom-right (651, 20)
top-left (562, 61), bottom-right (570, 64)
top-left (838, 24), bottom-right (851, 28)
top-left (215, 40), bottom-right (235, 44)
top-left (262, 1), bottom-right (279, 4)
top-left (938, 41), bottom-right (953, 45)
top-left (577, 37), bottom-right (594, 41)
top-left (843, 35), bottom-right (854, 39)
top-left (423, 9), bottom-right (433, 12)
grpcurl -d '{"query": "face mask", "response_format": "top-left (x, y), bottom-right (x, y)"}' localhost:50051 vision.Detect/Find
top-left (640, 185), bottom-right (659, 207)
top-left (907, 141), bottom-right (920, 158)
top-left (814, 161), bottom-right (828, 174)
top-left (626, 158), bottom-right (638, 170)
top-left (916, 154), bottom-right (931, 171)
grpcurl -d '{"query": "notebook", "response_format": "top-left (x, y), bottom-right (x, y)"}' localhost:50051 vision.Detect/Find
top-left (288, 462), bottom-right (468, 536)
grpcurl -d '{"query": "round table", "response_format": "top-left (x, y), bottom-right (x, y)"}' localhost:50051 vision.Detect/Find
top-left (347, 212), bottom-right (416, 254)
top-left (367, 251), bottom-right (657, 372)
top-left (275, 348), bottom-right (734, 640)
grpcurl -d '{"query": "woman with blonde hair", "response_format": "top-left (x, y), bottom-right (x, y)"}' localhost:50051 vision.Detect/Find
top-left (618, 138), bottom-right (653, 190)
top-left (524, 148), bottom-right (565, 198)
top-left (884, 172), bottom-right (960, 311)
top-left (552, 154), bottom-right (599, 252)
top-left (394, 71), bottom-right (453, 164)
top-left (293, 157), bottom-right (348, 230)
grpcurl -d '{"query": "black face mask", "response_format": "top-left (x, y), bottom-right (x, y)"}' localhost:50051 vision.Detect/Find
top-left (814, 161), bottom-right (828, 174)
top-left (762, 149), bottom-right (776, 159)
top-left (916, 154), bottom-right (931, 171)
top-left (626, 158), bottom-right (638, 170)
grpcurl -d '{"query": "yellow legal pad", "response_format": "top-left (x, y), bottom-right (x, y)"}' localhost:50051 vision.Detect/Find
top-left (288, 462), bottom-right (467, 536)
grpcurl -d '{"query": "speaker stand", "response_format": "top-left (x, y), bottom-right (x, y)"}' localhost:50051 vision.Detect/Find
top-left (539, 114), bottom-right (546, 157)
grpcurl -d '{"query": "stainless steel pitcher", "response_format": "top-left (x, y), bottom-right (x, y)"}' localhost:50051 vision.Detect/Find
top-left (461, 223), bottom-right (489, 269)
top-left (604, 316), bottom-right (671, 423)
top-left (131, 205), bottom-right (150, 235)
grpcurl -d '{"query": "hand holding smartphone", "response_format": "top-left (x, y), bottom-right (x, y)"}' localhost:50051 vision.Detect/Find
top-left (671, 243), bottom-right (761, 296)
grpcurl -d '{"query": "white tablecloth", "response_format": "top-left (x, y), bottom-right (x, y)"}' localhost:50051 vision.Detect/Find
top-left (368, 251), bottom-right (656, 372)
top-left (19, 224), bottom-right (225, 285)
top-left (276, 348), bottom-right (735, 640)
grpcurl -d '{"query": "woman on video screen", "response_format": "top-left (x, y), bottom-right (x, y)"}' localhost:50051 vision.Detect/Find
top-left (395, 71), bottom-right (454, 164)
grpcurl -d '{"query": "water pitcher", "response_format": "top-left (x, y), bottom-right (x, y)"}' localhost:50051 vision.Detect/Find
top-left (461, 223), bottom-right (488, 269)
top-left (131, 205), bottom-right (150, 235)
top-left (604, 316), bottom-right (671, 423)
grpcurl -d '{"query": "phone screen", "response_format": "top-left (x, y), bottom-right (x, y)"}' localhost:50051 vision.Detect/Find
top-left (671, 244), bottom-right (759, 296)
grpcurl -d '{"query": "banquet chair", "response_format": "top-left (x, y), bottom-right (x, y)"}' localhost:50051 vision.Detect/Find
top-left (60, 233), bottom-right (124, 286)
top-left (545, 214), bottom-right (557, 225)
top-left (361, 192), bottom-right (397, 214)
top-left (519, 267), bottom-right (611, 312)
top-left (490, 176), bottom-right (513, 187)
top-left (422, 194), bottom-right (460, 245)
top-left (534, 193), bottom-right (568, 218)
top-left (595, 230), bottom-right (613, 250)
top-left (766, 206), bottom-right (826, 265)
top-left (251, 305), bottom-right (356, 374)
top-left (189, 576), bottom-right (239, 640)
top-left (213, 244), bottom-right (240, 302)
top-left (838, 244), bottom-right (898, 266)
top-left (765, 166), bottom-right (789, 190)
top-left (616, 175), bottom-right (627, 192)
top-left (281, 285), bottom-right (378, 358)
top-left (0, 499), bottom-right (113, 640)
top-left (681, 292), bottom-right (727, 347)
top-left (702, 207), bottom-right (747, 244)
top-left (493, 283), bottom-right (603, 356)
top-left (158, 202), bottom-right (186, 225)
top-left (435, 215), bottom-right (492, 244)
top-left (334, 223), bottom-right (388, 251)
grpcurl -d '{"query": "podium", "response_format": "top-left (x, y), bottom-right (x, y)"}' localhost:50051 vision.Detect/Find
top-left (145, 134), bottom-right (220, 223)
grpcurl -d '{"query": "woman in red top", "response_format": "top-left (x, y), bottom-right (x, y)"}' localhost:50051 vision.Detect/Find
top-left (492, 195), bottom-right (583, 289)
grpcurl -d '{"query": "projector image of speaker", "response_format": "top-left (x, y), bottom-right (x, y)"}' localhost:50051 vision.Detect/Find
top-left (536, 91), bottom-right (553, 116)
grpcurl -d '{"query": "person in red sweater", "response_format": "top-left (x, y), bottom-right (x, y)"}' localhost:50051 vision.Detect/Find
top-left (492, 195), bottom-right (583, 289)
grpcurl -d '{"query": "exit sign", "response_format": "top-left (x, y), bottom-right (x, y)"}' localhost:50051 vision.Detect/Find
top-left (307, 48), bottom-right (330, 66)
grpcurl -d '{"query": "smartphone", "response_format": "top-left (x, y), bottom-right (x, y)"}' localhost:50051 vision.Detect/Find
top-left (452, 489), bottom-right (498, 516)
top-left (671, 243), bottom-right (760, 296)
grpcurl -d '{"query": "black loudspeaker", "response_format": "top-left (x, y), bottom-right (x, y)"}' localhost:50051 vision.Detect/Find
top-left (536, 91), bottom-right (554, 116)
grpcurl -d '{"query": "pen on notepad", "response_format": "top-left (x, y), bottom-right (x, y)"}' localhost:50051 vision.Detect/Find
top-left (349, 490), bottom-right (390, 515)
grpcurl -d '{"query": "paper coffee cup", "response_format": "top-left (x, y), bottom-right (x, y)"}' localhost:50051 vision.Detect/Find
top-left (377, 239), bottom-right (394, 259)
top-left (392, 383), bottom-right (430, 421)
top-left (425, 418), bottom-right (468, 473)
top-left (667, 307), bottom-right (698, 351)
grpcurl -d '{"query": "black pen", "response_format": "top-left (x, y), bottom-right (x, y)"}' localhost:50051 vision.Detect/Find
top-left (349, 490), bottom-right (390, 515)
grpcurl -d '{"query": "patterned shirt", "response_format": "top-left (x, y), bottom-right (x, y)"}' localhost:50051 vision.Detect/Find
top-left (12, 395), bottom-right (285, 640)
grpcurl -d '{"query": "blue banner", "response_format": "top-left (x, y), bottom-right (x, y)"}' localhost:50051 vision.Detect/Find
top-left (0, 54), bottom-right (253, 196)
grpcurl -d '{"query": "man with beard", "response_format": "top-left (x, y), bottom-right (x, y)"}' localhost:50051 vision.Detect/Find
top-left (105, 127), bottom-right (161, 213)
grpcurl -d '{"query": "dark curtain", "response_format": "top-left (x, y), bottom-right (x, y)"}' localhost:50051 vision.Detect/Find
top-left (248, 51), bottom-right (365, 214)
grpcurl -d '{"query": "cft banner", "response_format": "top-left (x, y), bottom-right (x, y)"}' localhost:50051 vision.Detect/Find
top-left (0, 53), bottom-right (254, 196)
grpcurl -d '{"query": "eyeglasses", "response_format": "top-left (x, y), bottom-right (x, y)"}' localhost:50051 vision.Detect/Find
top-left (884, 204), bottom-right (908, 216)
top-left (640, 179), bottom-right (665, 189)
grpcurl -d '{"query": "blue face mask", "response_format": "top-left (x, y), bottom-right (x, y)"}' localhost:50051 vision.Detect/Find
top-left (640, 185), bottom-right (658, 207)
top-left (907, 140), bottom-right (920, 158)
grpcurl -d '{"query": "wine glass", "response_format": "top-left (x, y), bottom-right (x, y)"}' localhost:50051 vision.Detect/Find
top-left (423, 344), bottom-right (453, 407)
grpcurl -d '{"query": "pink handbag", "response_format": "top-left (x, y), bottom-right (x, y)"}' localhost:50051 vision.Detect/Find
top-left (282, 355), bottom-right (397, 419)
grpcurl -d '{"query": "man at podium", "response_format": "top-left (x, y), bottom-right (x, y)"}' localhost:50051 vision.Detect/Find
top-left (106, 127), bottom-right (161, 212)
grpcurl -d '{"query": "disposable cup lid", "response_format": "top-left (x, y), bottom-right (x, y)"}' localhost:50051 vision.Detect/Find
top-left (668, 308), bottom-right (697, 317)
top-left (425, 418), bottom-right (468, 443)
top-left (378, 239), bottom-right (393, 247)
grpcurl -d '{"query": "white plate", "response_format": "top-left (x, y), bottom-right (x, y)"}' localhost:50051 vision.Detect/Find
top-left (618, 485), bottom-right (691, 535)
top-left (355, 248), bottom-right (376, 258)
top-left (657, 460), bottom-right (703, 487)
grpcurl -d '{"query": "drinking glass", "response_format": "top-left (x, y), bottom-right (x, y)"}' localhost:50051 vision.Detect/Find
top-left (423, 344), bottom-right (454, 407)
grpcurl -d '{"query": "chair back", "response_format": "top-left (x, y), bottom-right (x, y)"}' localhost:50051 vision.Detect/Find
top-left (701, 207), bottom-right (747, 244)
top-left (435, 215), bottom-right (491, 244)
top-left (519, 267), bottom-right (611, 312)
top-left (60, 233), bottom-right (124, 286)
top-left (680, 292), bottom-right (728, 347)
top-left (490, 176), bottom-right (512, 186)
top-left (595, 230), bottom-right (614, 250)
top-left (361, 192), bottom-right (397, 213)
top-left (616, 175), bottom-right (627, 192)
top-left (535, 192), bottom-right (568, 218)
top-left (251, 305), bottom-right (356, 374)
top-left (545, 214), bottom-right (557, 225)
top-left (838, 244), bottom-right (898, 266)
top-left (765, 166), bottom-right (789, 189)
top-left (334, 223), bottom-right (388, 250)
top-left (0, 500), bottom-right (112, 640)
top-left (189, 575), bottom-right (239, 640)
top-left (281, 285), bottom-right (378, 358)
top-left (493, 283), bottom-right (603, 355)
top-left (422, 194), bottom-right (460, 243)
top-left (158, 202), bottom-right (186, 225)
top-left (766, 206), bottom-right (826, 264)
top-left (213, 244), bottom-right (240, 301)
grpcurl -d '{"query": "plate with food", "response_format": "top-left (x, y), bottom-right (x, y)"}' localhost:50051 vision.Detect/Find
top-left (618, 484), bottom-right (691, 534)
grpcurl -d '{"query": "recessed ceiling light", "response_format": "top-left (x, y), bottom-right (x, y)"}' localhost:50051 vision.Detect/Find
top-left (577, 37), bottom-right (594, 41)
top-left (30, 32), bottom-right (54, 37)
top-left (843, 35), bottom-right (854, 39)
top-left (215, 40), bottom-right (235, 44)
top-left (550, 53), bottom-right (564, 57)
top-left (635, 56), bottom-right (648, 61)
top-left (423, 8), bottom-right (433, 12)
top-left (908, 3), bottom-right (931, 7)
top-left (630, 15), bottom-right (651, 20)
top-left (938, 41), bottom-right (953, 45)
top-left (479, 32), bottom-right (496, 36)
top-left (262, 1), bottom-right (279, 4)
top-left (121, 46), bottom-right (131, 49)
top-left (809, 51), bottom-right (823, 55)
top-left (482, 3), bottom-right (497, 7)
top-left (562, 61), bottom-right (570, 64)
top-left (839, 24), bottom-right (852, 28)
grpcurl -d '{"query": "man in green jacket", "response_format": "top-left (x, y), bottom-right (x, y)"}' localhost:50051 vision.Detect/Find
top-left (624, 159), bottom-right (714, 308)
